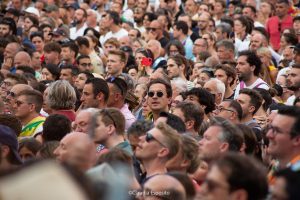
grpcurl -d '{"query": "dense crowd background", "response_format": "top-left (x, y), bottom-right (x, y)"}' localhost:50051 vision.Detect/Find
top-left (0, 0), bottom-right (300, 199)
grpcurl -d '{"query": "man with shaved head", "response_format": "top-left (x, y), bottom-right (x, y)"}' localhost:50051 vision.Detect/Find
top-left (143, 174), bottom-right (186, 200)
top-left (1, 42), bottom-right (21, 73)
top-left (54, 132), bottom-right (96, 172)
top-left (148, 20), bottom-right (169, 48)
top-left (13, 51), bottom-right (32, 68)
top-left (147, 39), bottom-right (167, 70)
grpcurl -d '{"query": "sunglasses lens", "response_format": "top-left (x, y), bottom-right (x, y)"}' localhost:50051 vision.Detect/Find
top-left (157, 92), bottom-right (164, 97)
top-left (148, 91), bottom-right (154, 97)
top-left (145, 133), bottom-right (151, 142)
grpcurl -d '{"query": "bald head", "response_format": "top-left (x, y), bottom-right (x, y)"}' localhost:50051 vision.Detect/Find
top-left (119, 35), bottom-right (132, 47)
top-left (54, 132), bottom-right (96, 172)
top-left (147, 39), bottom-right (161, 58)
top-left (144, 175), bottom-right (186, 200)
top-left (14, 51), bottom-right (32, 67)
top-left (4, 42), bottom-right (21, 59)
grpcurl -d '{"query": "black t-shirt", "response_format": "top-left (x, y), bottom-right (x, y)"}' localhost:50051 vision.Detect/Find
top-left (159, 37), bottom-right (169, 48)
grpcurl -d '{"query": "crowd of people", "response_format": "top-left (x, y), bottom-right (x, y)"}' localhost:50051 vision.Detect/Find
top-left (0, 0), bottom-right (300, 199)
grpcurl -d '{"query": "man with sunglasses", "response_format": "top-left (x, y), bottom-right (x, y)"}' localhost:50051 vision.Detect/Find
top-left (266, 106), bottom-right (300, 184)
top-left (146, 78), bottom-right (172, 122)
top-left (6, 84), bottom-right (32, 114)
top-left (106, 76), bottom-right (135, 130)
top-left (13, 89), bottom-right (45, 138)
top-left (135, 122), bottom-right (181, 185)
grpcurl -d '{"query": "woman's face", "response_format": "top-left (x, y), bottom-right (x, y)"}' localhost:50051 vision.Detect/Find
top-left (43, 27), bottom-right (52, 42)
top-left (280, 36), bottom-right (288, 49)
top-left (133, 41), bottom-right (143, 54)
top-left (128, 68), bottom-right (138, 81)
top-left (234, 20), bottom-right (245, 34)
top-left (169, 45), bottom-right (179, 56)
top-left (19, 146), bottom-right (35, 162)
top-left (257, 53), bottom-right (270, 65)
top-left (134, 84), bottom-right (146, 102)
top-left (104, 43), bottom-right (117, 55)
top-left (24, 17), bottom-right (34, 32)
top-left (41, 68), bottom-right (54, 81)
top-left (135, 52), bottom-right (145, 67)
top-left (143, 16), bottom-right (151, 27)
top-left (193, 63), bottom-right (204, 77)
top-left (31, 36), bottom-right (44, 53)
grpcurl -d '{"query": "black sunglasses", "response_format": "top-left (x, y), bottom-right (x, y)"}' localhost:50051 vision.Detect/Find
top-left (145, 132), bottom-right (166, 147)
top-left (147, 91), bottom-right (164, 98)
top-left (7, 91), bottom-right (16, 97)
top-left (146, 27), bottom-right (158, 32)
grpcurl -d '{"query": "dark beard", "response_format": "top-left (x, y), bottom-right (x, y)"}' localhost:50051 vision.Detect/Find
top-left (134, 17), bottom-right (143, 24)
top-left (287, 85), bottom-right (300, 91)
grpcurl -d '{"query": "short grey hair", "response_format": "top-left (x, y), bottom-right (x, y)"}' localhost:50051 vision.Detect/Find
top-left (216, 23), bottom-right (232, 36)
top-left (171, 79), bottom-right (188, 94)
top-left (211, 78), bottom-right (226, 101)
top-left (47, 80), bottom-right (77, 110)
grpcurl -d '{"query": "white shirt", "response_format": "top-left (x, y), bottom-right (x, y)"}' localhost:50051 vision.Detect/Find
top-left (70, 23), bottom-right (88, 40)
top-left (234, 78), bottom-right (269, 99)
top-left (100, 28), bottom-right (128, 46)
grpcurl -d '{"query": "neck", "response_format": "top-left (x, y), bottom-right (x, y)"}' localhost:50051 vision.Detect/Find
top-left (104, 135), bottom-right (125, 149)
top-left (97, 102), bottom-right (107, 109)
top-left (111, 24), bottom-right (120, 33)
top-left (244, 75), bottom-right (258, 86)
top-left (224, 87), bottom-right (234, 99)
top-left (179, 35), bottom-right (187, 42)
top-left (142, 159), bottom-right (167, 177)
top-left (76, 22), bottom-right (85, 30)
top-left (241, 114), bottom-right (253, 123)
top-left (110, 101), bottom-right (124, 109)
top-left (21, 113), bottom-right (39, 126)
top-left (153, 108), bottom-right (168, 121)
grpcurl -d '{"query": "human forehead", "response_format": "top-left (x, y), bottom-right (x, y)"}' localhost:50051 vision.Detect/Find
top-left (237, 55), bottom-right (248, 62)
top-left (237, 93), bottom-right (251, 103)
top-left (204, 126), bottom-right (223, 137)
top-left (79, 58), bottom-right (91, 63)
top-left (76, 111), bottom-right (91, 121)
top-left (219, 101), bottom-right (231, 108)
top-left (215, 69), bottom-right (226, 75)
top-left (204, 80), bottom-right (217, 91)
top-left (149, 83), bottom-right (167, 92)
top-left (108, 54), bottom-right (121, 61)
top-left (272, 113), bottom-right (296, 130)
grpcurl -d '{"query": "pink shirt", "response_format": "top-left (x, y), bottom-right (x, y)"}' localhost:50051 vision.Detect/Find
top-left (266, 15), bottom-right (293, 51)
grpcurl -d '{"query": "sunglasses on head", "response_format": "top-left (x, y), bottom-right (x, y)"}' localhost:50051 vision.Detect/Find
top-left (145, 132), bottom-right (166, 147)
top-left (147, 91), bottom-right (164, 98)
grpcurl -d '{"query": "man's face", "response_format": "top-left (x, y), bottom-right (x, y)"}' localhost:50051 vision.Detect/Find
top-left (184, 0), bottom-right (197, 16)
top-left (148, 21), bottom-right (162, 39)
top-left (167, 58), bottom-right (181, 79)
top-left (44, 51), bottom-right (59, 65)
top-left (266, 114), bottom-right (296, 160)
top-left (14, 54), bottom-right (28, 68)
top-left (193, 38), bottom-right (207, 56)
top-left (250, 34), bottom-right (263, 51)
top-left (172, 26), bottom-right (180, 39)
top-left (204, 81), bottom-right (221, 104)
top-left (236, 93), bottom-right (252, 118)
top-left (133, 7), bottom-right (144, 23)
top-left (0, 24), bottom-right (11, 37)
top-left (6, 85), bottom-right (24, 113)
top-left (137, 0), bottom-right (148, 10)
top-left (276, 3), bottom-right (288, 18)
top-left (236, 55), bottom-right (252, 81)
top-left (78, 58), bottom-right (93, 72)
top-left (4, 43), bottom-right (18, 59)
top-left (242, 7), bottom-right (255, 18)
top-left (106, 54), bottom-right (124, 76)
top-left (215, 27), bottom-right (224, 41)
top-left (93, 116), bottom-right (110, 144)
top-left (214, 69), bottom-right (229, 86)
top-left (147, 83), bottom-right (171, 113)
top-left (198, 14), bottom-right (209, 31)
top-left (200, 165), bottom-right (232, 200)
top-left (135, 127), bottom-right (167, 160)
top-left (13, 95), bottom-right (32, 119)
top-left (128, 29), bottom-right (138, 40)
top-left (60, 69), bottom-right (74, 84)
top-left (75, 9), bottom-right (85, 24)
top-left (198, 126), bottom-right (224, 161)
top-left (61, 47), bottom-right (73, 62)
top-left (286, 67), bottom-right (300, 91)
top-left (74, 111), bottom-right (91, 133)
top-left (217, 46), bottom-right (232, 62)
top-left (0, 78), bottom-right (17, 98)
top-left (31, 36), bottom-right (45, 53)
top-left (81, 83), bottom-right (99, 109)
top-left (215, 101), bottom-right (235, 120)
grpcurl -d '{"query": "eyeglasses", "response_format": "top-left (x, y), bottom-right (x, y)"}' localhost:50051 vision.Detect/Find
top-left (147, 91), bottom-right (164, 98)
top-left (0, 81), bottom-right (13, 87)
top-left (145, 132), bottom-right (166, 147)
top-left (146, 27), bottom-right (158, 32)
top-left (102, 109), bottom-right (117, 128)
top-left (7, 91), bottom-right (16, 97)
top-left (216, 107), bottom-right (235, 113)
top-left (80, 63), bottom-right (92, 67)
top-left (267, 124), bottom-right (287, 136)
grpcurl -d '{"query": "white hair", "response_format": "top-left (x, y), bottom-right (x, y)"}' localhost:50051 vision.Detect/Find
top-left (211, 78), bottom-right (226, 100)
top-left (171, 79), bottom-right (188, 94)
